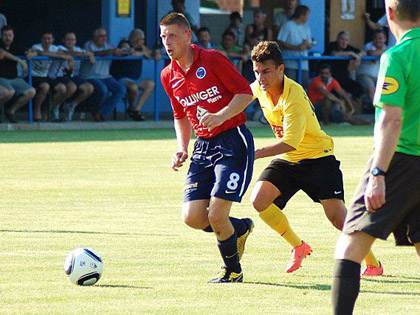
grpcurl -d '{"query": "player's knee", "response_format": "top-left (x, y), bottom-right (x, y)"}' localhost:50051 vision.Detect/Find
top-left (181, 210), bottom-right (205, 230)
top-left (207, 212), bottom-right (226, 229)
top-left (329, 213), bottom-right (344, 231)
top-left (250, 195), bottom-right (270, 213)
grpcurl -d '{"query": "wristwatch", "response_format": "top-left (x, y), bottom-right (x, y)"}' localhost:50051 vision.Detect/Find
top-left (371, 167), bottom-right (386, 177)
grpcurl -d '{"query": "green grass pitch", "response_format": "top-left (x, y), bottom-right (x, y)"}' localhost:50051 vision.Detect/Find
top-left (0, 125), bottom-right (419, 314)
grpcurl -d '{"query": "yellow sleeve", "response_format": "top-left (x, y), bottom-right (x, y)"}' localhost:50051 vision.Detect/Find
top-left (281, 95), bottom-right (306, 149)
top-left (250, 80), bottom-right (259, 101)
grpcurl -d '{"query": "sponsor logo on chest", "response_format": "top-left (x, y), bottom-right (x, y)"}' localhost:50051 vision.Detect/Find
top-left (176, 86), bottom-right (222, 107)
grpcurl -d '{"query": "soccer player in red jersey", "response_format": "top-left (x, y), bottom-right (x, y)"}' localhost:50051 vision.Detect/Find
top-left (160, 13), bottom-right (255, 283)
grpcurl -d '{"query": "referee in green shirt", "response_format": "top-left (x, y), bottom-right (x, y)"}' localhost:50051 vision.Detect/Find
top-left (331, 0), bottom-right (420, 314)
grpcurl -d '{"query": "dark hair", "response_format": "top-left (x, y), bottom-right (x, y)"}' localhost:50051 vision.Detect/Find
top-left (1, 25), bottom-right (14, 34)
top-left (197, 27), bottom-right (210, 35)
top-left (160, 12), bottom-right (191, 30)
top-left (117, 39), bottom-right (130, 48)
top-left (392, 0), bottom-right (420, 22)
top-left (251, 41), bottom-right (284, 67)
top-left (41, 30), bottom-right (54, 36)
top-left (230, 12), bottom-right (242, 22)
top-left (318, 63), bottom-right (332, 73)
top-left (291, 5), bottom-right (310, 19)
top-left (373, 29), bottom-right (387, 37)
top-left (222, 30), bottom-right (236, 40)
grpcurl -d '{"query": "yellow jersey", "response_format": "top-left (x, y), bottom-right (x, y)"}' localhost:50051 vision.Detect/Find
top-left (251, 75), bottom-right (334, 163)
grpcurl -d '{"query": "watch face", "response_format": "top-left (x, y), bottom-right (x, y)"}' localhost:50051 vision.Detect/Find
top-left (372, 168), bottom-right (379, 176)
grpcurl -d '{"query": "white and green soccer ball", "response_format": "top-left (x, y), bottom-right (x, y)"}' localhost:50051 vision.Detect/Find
top-left (64, 248), bottom-right (103, 286)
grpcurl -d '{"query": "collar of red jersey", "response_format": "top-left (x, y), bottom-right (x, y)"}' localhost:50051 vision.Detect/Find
top-left (170, 44), bottom-right (201, 72)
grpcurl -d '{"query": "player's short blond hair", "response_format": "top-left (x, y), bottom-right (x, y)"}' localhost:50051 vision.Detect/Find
top-left (160, 12), bottom-right (191, 30)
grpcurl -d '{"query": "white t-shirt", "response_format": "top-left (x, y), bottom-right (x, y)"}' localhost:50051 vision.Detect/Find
top-left (378, 15), bottom-right (397, 47)
top-left (31, 44), bottom-right (59, 77)
top-left (358, 41), bottom-right (387, 77)
top-left (277, 20), bottom-right (312, 70)
top-left (80, 41), bottom-right (114, 79)
top-left (57, 45), bottom-right (86, 76)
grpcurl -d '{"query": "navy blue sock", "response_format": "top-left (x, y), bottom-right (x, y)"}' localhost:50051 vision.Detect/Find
top-left (203, 217), bottom-right (248, 236)
top-left (217, 233), bottom-right (241, 273)
top-left (332, 259), bottom-right (361, 315)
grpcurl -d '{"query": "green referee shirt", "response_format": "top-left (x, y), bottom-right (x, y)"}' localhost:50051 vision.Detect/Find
top-left (374, 27), bottom-right (420, 156)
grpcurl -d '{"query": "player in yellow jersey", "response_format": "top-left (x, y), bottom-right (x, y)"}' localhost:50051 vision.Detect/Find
top-left (249, 41), bottom-right (383, 275)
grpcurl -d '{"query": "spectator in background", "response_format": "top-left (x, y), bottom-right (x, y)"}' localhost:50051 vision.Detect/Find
top-left (277, 5), bottom-right (312, 88)
top-left (273, 0), bottom-right (297, 39)
top-left (195, 27), bottom-right (218, 50)
top-left (0, 49), bottom-right (15, 111)
top-left (324, 31), bottom-right (365, 108)
top-left (364, 12), bottom-right (397, 47)
top-left (110, 29), bottom-right (156, 121)
top-left (357, 29), bottom-right (387, 112)
top-left (226, 12), bottom-right (245, 46)
top-left (219, 30), bottom-right (248, 65)
top-left (57, 32), bottom-right (95, 121)
top-left (0, 25), bottom-right (36, 123)
top-left (242, 31), bottom-right (264, 83)
top-left (171, 0), bottom-right (198, 42)
top-left (30, 31), bottom-right (75, 122)
top-left (308, 64), bottom-right (370, 125)
top-left (80, 27), bottom-right (126, 122)
top-left (0, 13), bottom-right (7, 30)
top-left (245, 9), bottom-right (273, 45)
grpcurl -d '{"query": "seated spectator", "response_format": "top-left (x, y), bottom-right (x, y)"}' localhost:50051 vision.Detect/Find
top-left (195, 27), bottom-right (218, 50)
top-left (226, 12), bottom-right (245, 46)
top-left (364, 12), bottom-right (396, 47)
top-left (277, 5), bottom-right (312, 88)
top-left (171, 0), bottom-right (198, 42)
top-left (80, 27), bottom-right (126, 122)
top-left (241, 31), bottom-right (264, 83)
top-left (219, 30), bottom-right (248, 63)
top-left (30, 30), bottom-right (75, 121)
top-left (245, 9), bottom-right (273, 45)
top-left (357, 30), bottom-right (387, 112)
top-left (324, 31), bottom-right (365, 107)
top-left (110, 29), bottom-right (156, 121)
top-left (308, 64), bottom-right (370, 125)
top-left (57, 32), bottom-right (95, 121)
top-left (273, 0), bottom-right (297, 39)
top-left (0, 25), bottom-right (36, 123)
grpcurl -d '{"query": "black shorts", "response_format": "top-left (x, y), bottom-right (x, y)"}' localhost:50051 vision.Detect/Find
top-left (258, 155), bottom-right (344, 209)
top-left (343, 153), bottom-right (420, 245)
top-left (31, 76), bottom-right (51, 89)
top-left (50, 76), bottom-right (73, 86)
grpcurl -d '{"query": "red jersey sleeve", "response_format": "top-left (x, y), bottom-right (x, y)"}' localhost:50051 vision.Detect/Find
top-left (205, 51), bottom-right (252, 96)
top-left (331, 78), bottom-right (341, 91)
top-left (160, 67), bottom-right (186, 120)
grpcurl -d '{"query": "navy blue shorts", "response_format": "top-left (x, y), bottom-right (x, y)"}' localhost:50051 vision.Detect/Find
top-left (184, 124), bottom-right (254, 203)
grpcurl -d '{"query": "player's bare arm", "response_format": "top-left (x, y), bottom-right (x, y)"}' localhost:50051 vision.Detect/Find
top-left (200, 93), bottom-right (253, 132)
top-left (255, 141), bottom-right (295, 160)
top-left (172, 116), bottom-right (192, 171)
top-left (365, 104), bottom-right (402, 212)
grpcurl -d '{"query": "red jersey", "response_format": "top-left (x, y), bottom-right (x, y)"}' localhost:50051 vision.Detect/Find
top-left (307, 76), bottom-right (341, 105)
top-left (161, 45), bottom-right (252, 138)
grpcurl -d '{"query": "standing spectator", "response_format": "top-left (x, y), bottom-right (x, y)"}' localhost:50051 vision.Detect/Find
top-left (324, 31), bottom-right (365, 105)
top-left (80, 27), bottom-right (126, 122)
top-left (0, 25), bottom-right (36, 123)
top-left (245, 9), bottom-right (273, 45)
top-left (357, 30), bottom-right (388, 111)
top-left (171, 0), bottom-right (198, 42)
top-left (364, 12), bottom-right (397, 47)
top-left (308, 64), bottom-right (371, 125)
top-left (195, 27), bottom-right (218, 50)
top-left (31, 31), bottom-right (75, 121)
top-left (277, 5), bottom-right (312, 88)
top-left (110, 29), bottom-right (156, 121)
top-left (226, 12), bottom-right (245, 46)
top-left (273, 0), bottom-right (298, 39)
top-left (57, 32), bottom-right (95, 121)
top-left (0, 13), bottom-right (7, 30)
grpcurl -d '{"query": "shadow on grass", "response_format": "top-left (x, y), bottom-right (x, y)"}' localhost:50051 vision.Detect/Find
top-left (98, 284), bottom-right (153, 290)
top-left (363, 274), bottom-right (420, 284)
top-left (247, 281), bottom-right (420, 296)
top-left (0, 124), bottom-right (373, 143)
top-left (0, 229), bottom-right (171, 237)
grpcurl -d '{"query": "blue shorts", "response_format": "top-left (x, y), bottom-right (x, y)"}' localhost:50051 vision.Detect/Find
top-left (184, 124), bottom-right (255, 203)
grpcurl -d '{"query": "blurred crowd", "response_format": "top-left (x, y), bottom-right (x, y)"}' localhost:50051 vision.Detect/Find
top-left (0, 0), bottom-right (393, 124)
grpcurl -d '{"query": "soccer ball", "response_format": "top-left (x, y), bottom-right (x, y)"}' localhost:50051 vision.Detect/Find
top-left (64, 248), bottom-right (103, 286)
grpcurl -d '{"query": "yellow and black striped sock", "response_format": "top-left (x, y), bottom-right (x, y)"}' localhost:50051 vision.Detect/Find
top-left (258, 203), bottom-right (302, 247)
